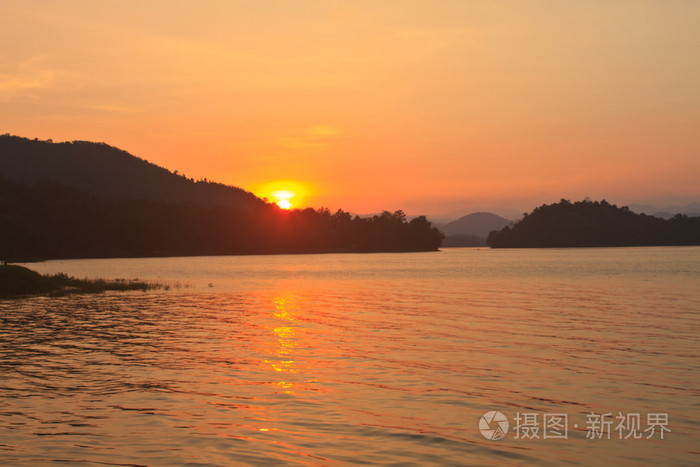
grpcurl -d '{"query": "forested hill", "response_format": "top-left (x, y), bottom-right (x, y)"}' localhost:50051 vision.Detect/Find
top-left (0, 134), bottom-right (262, 209)
top-left (0, 134), bottom-right (444, 260)
top-left (0, 176), bottom-right (443, 260)
top-left (487, 199), bottom-right (700, 248)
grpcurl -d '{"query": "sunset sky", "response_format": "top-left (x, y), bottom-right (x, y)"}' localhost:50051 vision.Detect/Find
top-left (2, 1), bottom-right (699, 215)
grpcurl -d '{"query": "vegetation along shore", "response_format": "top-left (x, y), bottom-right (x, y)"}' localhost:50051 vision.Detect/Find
top-left (0, 264), bottom-right (163, 298)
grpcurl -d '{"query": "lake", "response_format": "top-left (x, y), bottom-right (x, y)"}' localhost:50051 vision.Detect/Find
top-left (2, 247), bottom-right (699, 466)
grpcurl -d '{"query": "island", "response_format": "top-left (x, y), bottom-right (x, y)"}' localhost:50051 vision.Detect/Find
top-left (487, 199), bottom-right (700, 248)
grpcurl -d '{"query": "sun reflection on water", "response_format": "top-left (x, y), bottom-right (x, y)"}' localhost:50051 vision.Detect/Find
top-left (265, 294), bottom-right (302, 393)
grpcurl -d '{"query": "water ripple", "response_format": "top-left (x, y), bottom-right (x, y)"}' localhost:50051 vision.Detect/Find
top-left (2, 248), bottom-right (699, 465)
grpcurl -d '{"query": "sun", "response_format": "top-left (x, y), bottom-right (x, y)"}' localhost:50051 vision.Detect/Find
top-left (253, 180), bottom-right (312, 209)
top-left (271, 189), bottom-right (294, 209)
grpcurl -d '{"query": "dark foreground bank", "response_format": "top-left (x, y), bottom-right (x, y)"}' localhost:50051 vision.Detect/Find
top-left (0, 264), bottom-right (162, 298)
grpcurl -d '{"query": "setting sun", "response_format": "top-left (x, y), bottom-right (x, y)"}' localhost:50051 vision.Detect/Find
top-left (272, 189), bottom-right (294, 210)
top-left (253, 180), bottom-right (313, 209)
top-left (272, 190), bottom-right (294, 201)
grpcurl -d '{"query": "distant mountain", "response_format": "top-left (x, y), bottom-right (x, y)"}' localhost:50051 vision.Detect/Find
top-left (0, 135), bottom-right (263, 209)
top-left (628, 202), bottom-right (700, 218)
top-left (488, 199), bottom-right (700, 248)
top-left (652, 212), bottom-right (675, 220)
top-left (429, 207), bottom-right (522, 225)
top-left (440, 212), bottom-right (511, 237)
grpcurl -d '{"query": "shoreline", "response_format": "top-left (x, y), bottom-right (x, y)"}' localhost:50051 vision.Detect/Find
top-left (0, 264), bottom-right (163, 299)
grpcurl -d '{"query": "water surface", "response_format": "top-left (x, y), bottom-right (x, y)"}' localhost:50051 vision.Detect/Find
top-left (2, 247), bottom-right (699, 465)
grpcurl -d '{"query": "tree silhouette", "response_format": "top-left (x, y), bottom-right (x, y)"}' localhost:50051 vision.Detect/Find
top-left (487, 199), bottom-right (700, 248)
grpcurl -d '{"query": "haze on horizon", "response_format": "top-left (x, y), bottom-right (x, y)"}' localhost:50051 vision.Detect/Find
top-left (2, 1), bottom-right (699, 215)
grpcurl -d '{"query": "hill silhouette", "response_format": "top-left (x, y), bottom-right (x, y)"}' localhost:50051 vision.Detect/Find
top-left (0, 134), bottom-right (262, 209)
top-left (628, 201), bottom-right (700, 218)
top-left (487, 199), bottom-right (700, 248)
top-left (440, 212), bottom-right (511, 237)
top-left (437, 212), bottom-right (511, 247)
top-left (0, 135), bottom-right (443, 260)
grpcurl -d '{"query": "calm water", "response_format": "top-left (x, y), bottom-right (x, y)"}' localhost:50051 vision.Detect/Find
top-left (2, 247), bottom-right (699, 466)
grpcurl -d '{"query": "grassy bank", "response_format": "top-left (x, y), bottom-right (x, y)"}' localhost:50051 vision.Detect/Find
top-left (0, 264), bottom-right (163, 298)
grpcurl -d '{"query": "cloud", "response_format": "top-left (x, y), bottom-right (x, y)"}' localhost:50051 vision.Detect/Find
top-left (0, 57), bottom-right (83, 100)
top-left (0, 70), bottom-right (55, 99)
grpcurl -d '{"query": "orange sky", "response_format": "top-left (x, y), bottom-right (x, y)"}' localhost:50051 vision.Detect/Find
top-left (2, 1), bottom-right (699, 215)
